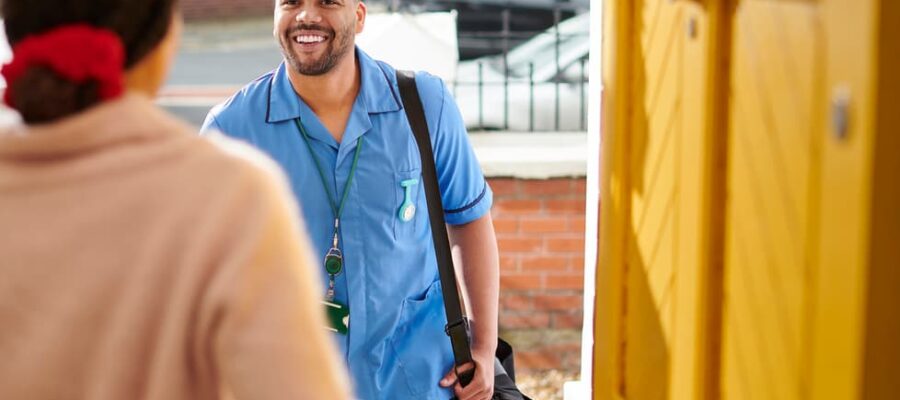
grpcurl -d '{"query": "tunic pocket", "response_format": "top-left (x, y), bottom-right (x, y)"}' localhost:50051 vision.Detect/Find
top-left (388, 279), bottom-right (453, 396)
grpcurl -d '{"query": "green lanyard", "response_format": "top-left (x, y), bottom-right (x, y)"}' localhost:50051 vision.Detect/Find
top-left (294, 118), bottom-right (363, 301)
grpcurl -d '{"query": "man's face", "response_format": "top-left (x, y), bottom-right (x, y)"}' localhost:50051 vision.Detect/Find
top-left (274, 0), bottom-right (366, 76)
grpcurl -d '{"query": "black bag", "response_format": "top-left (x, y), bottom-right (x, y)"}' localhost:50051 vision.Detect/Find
top-left (397, 70), bottom-right (532, 400)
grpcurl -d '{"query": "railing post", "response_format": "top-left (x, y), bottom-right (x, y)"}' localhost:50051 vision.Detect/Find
top-left (478, 61), bottom-right (484, 129)
top-left (529, 62), bottom-right (535, 132)
top-left (580, 57), bottom-right (586, 131)
top-left (502, 8), bottom-right (510, 130)
top-left (452, 76), bottom-right (457, 99)
top-left (554, 8), bottom-right (562, 131)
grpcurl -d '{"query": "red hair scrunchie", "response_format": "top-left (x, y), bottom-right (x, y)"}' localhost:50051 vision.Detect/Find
top-left (1, 24), bottom-right (125, 109)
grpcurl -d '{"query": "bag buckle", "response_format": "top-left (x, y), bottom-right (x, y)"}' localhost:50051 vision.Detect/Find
top-left (444, 317), bottom-right (470, 337)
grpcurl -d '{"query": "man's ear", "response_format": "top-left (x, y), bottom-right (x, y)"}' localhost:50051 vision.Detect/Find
top-left (355, 1), bottom-right (367, 34)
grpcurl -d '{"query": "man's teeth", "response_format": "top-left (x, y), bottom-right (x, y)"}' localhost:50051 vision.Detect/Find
top-left (295, 35), bottom-right (326, 44)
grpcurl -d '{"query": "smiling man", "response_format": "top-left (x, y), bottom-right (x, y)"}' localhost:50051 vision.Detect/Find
top-left (199, 1), bottom-right (500, 399)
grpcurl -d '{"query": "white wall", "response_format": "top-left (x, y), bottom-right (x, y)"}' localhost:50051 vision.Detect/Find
top-left (564, 0), bottom-right (602, 398)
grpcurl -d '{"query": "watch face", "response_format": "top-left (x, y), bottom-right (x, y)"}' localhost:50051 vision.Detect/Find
top-left (402, 204), bottom-right (417, 222)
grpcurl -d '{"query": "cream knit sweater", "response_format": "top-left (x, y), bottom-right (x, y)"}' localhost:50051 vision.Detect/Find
top-left (0, 94), bottom-right (351, 400)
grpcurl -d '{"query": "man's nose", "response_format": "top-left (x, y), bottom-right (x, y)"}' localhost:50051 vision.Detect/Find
top-left (295, 8), bottom-right (323, 24)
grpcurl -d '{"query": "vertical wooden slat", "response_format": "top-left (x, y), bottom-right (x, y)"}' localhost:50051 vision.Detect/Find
top-left (698, 1), bottom-right (734, 398)
top-left (722, 2), bottom-right (822, 399)
top-left (594, 0), bottom-right (633, 398)
top-left (623, 1), bottom-right (682, 397)
top-left (810, 0), bottom-right (878, 398)
top-left (862, 2), bottom-right (900, 398)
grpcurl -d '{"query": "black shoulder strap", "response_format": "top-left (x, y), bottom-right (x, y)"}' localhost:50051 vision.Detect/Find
top-left (396, 70), bottom-right (475, 387)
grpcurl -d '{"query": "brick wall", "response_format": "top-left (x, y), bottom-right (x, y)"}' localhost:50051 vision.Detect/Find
top-left (488, 177), bottom-right (586, 373)
top-left (180, 0), bottom-right (272, 20)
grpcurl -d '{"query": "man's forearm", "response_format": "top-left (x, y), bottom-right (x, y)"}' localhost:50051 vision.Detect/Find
top-left (449, 213), bottom-right (500, 355)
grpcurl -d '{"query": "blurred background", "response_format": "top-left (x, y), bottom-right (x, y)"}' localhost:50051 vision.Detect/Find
top-left (0, 1), bottom-right (595, 398)
top-left (161, 0), bottom-right (590, 132)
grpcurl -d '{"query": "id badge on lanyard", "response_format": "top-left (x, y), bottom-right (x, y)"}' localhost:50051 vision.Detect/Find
top-left (295, 118), bottom-right (361, 336)
top-left (323, 300), bottom-right (350, 335)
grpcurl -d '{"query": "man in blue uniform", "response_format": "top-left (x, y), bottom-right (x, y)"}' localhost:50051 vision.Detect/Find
top-left (200, 0), bottom-right (499, 399)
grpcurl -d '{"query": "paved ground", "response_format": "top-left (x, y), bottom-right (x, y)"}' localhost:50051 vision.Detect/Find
top-left (519, 370), bottom-right (579, 400)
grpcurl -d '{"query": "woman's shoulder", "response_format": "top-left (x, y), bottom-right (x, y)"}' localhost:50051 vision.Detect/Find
top-left (142, 106), bottom-right (295, 220)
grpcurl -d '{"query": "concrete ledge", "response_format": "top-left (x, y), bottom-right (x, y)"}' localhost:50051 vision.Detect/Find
top-left (470, 132), bottom-right (588, 179)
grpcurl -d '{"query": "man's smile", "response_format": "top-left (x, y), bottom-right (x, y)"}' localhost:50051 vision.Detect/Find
top-left (291, 29), bottom-right (331, 51)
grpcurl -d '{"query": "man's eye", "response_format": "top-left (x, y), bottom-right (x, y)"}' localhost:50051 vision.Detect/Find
top-left (282, 0), bottom-right (298, 5)
top-left (321, 0), bottom-right (338, 6)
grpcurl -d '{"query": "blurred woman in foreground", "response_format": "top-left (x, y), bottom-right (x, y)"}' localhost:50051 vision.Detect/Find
top-left (0, 1), bottom-right (351, 399)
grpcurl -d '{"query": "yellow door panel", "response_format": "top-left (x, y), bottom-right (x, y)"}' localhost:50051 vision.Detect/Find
top-left (624, 0), bottom-right (716, 398)
top-left (723, 2), bottom-right (822, 399)
top-left (624, 1), bottom-right (685, 398)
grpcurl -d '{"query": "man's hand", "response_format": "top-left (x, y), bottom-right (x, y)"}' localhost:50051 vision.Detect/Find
top-left (439, 349), bottom-right (495, 400)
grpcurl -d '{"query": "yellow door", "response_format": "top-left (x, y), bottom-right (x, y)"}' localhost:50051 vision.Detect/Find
top-left (596, 0), bottom-right (900, 398)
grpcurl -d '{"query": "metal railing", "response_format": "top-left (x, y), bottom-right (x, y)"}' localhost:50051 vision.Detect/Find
top-left (373, 1), bottom-right (590, 132)
top-left (452, 59), bottom-right (588, 132)
top-left (450, 8), bottom-right (589, 132)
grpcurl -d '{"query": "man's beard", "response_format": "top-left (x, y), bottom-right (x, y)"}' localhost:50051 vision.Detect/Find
top-left (282, 23), bottom-right (355, 76)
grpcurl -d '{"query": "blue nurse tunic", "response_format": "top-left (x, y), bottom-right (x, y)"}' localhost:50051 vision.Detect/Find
top-left (201, 48), bottom-right (492, 400)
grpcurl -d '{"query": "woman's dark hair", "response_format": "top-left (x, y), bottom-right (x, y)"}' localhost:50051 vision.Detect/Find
top-left (2, 0), bottom-right (178, 123)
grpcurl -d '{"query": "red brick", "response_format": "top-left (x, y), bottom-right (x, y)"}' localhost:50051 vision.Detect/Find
top-left (491, 217), bottom-right (518, 234)
top-left (568, 254), bottom-right (586, 269)
top-left (516, 349), bottom-right (563, 370)
top-left (533, 293), bottom-right (584, 312)
top-left (546, 273), bottom-right (584, 290)
top-left (500, 274), bottom-right (543, 290)
top-left (493, 199), bottom-right (542, 215)
top-left (541, 343), bottom-right (583, 371)
top-left (546, 237), bottom-right (585, 253)
top-left (570, 216), bottom-right (587, 232)
top-left (500, 313), bottom-right (550, 329)
top-left (498, 238), bottom-right (543, 253)
top-left (520, 256), bottom-right (570, 272)
top-left (532, 294), bottom-right (582, 311)
top-left (520, 217), bottom-right (568, 233)
top-left (545, 199), bottom-right (587, 214)
top-left (521, 179), bottom-right (573, 196)
top-left (573, 179), bottom-right (587, 194)
top-left (561, 350), bottom-right (583, 371)
top-left (500, 295), bottom-right (533, 311)
top-left (487, 179), bottom-right (519, 197)
top-left (552, 311), bottom-right (585, 329)
top-left (542, 342), bottom-right (583, 355)
top-left (499, 255), bottom-right (518, 271)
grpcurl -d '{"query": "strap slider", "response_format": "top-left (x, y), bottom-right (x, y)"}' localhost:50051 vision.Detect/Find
top-left (445, 317), bottom-right (470, 337)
